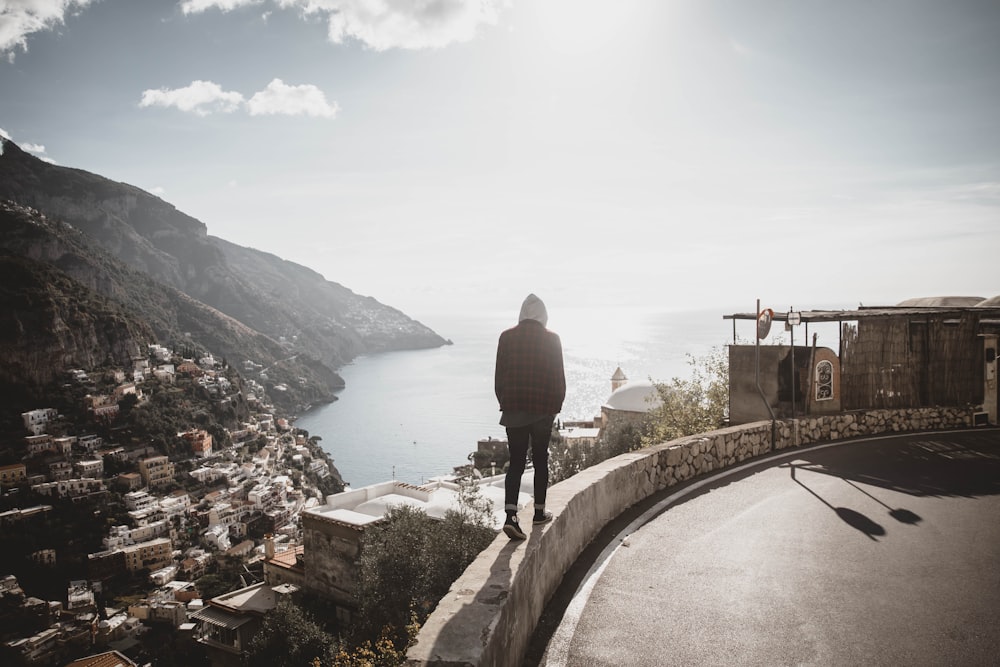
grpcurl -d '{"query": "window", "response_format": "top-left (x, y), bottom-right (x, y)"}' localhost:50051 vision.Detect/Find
top-left (815, 360), bottom-right (833, 401)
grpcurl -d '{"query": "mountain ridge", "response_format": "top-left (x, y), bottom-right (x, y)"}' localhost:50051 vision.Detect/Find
top-left (0, 137), bottom-right (446, 410)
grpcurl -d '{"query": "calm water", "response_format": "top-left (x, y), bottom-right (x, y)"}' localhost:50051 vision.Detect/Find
top-left (295, 307), bottom-right (735, 488)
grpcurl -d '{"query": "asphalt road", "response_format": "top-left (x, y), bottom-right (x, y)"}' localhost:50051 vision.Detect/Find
top-left (530, 428), bottom-right (1000, 667)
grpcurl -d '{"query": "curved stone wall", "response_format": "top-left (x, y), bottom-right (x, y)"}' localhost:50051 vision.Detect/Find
top-left (405, 406), bottom-right (975, 667)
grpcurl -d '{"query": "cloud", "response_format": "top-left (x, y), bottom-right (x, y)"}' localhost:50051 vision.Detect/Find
top-left (139, 80), bottom-right (246, 116)
top-left (0, 128), bottom-right (57, 162)
top-left (246, 78), bottom-right (339, 118)
top-left (2, 0), bottom-right (500, 61)
top-left (179, 0), bottom-right (264, 14)
top-left (281, 0), bottom-right (502, 50)
top-left (139, 78), bottom-right (338, 118)
top-left (0, 0), bottom-right (95, 59)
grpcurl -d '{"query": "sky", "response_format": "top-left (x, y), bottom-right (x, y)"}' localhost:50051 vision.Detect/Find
top-left (1, 0), bottom-right (998, 331)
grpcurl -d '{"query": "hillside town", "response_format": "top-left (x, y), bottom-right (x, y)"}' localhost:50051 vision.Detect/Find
top-left (0, 343), bottom-right (342, 667)
top-left (0, 325), bottom-right (670, 667)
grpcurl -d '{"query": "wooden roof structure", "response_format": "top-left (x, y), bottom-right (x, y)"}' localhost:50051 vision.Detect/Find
top-left (723, 305), bottom-right (1000, 324)
top-left (722, 303), bottom-right (1000, 412)
top-left (723, 305), bottom-right (1000, 345)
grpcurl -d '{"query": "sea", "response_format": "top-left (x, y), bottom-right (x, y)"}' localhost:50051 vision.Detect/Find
top-left (294, 307), bottom-right (739, 489)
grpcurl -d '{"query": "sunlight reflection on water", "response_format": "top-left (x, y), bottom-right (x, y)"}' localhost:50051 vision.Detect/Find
top-left (295, 308), bottom-right (732, 488)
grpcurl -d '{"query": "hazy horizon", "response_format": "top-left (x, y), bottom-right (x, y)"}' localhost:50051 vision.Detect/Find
top-left (2, 1), bottom-right (997, 326)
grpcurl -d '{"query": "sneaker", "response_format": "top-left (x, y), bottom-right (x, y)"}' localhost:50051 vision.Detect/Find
top-left (533, 510), bottom-right (553, 525)
top-left (503, 515), bottom-right (527, 540)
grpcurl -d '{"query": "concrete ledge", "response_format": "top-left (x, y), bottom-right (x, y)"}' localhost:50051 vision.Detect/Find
top-left (405, 406), bottom-right (976, 666)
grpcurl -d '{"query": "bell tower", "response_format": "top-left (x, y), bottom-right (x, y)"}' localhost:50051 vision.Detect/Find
top-left (611, 366), bottom-right (628, 393)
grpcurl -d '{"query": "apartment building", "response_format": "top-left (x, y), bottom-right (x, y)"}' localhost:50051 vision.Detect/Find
top-left (0, 463), bottom-right (27, 487)
top-left (181, 428), bottom-right (213, 458)
top-left (122, 537), bottom-right (172, 573)
top-left (21, 408), bottom-right (58, 436)
top-left (139, 456), bottom-right (175, 489)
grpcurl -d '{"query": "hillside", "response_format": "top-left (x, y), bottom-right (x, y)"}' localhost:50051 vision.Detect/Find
top-left (0, 201), bottom-right (340, 413)
top-left (0, 247), bottom-right (153, 397)
top-left (0, 137), bottom-right (447, 407)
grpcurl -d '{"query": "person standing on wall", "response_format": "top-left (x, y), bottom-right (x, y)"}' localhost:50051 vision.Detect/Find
top-left (495, 293), bottom-right (566, 540)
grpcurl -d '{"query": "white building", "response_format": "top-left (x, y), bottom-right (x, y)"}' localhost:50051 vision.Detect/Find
top-left (160, 492), bottom-right (192, 519)
top-left (31, 478), bottom-right (105, 498)
top-left (306, 474), bottom-right (531, 533)
top-left (202, 523), bottom-right (232, 551)
top-left (149, 565), bottom-right (179, 587)
top-left (125, 490), bottom-right (157, 512)
top-left (558, 426), bottom-right (601, 448)
top-left (153, 366), bottom-right (175, 384)
top-left (22, 408), bottom-right (58, 436)
top-left (103, 520), bottom-right (170, 550)
top-left (53, 436), bottom-right (76, 455)
top-left (78, 434), bottom-right (103, 451)
top-left (599, 375), bottom-right (664, 429)
top-left (149, 344), bottom-right (172, 362)
top-left (75, 459), bottom-right (104, 478)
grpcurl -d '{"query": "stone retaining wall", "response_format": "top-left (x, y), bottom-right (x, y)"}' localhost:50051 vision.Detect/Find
top-left (405, 406), bottom-right (975, 667)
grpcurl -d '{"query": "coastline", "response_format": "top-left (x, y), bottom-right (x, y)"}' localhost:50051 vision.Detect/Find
top-left (294, 308), bottom-right (734, 489)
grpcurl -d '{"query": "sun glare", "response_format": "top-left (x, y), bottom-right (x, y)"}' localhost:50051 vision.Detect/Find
top-left (532, 0), bottom-right (645, 56)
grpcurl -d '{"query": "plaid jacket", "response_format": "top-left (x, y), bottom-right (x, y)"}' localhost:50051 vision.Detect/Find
top-left (494, 319), bottom-right (566, 415)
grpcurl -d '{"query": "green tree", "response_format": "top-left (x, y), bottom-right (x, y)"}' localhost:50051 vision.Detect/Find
top-left (246, 598), bottom-right (335, 667)
top-left (195, 572), bottom-right (239, 600)
top-left (118, 392), bottom-right (139, 417)
top-left (355, 506), bottom-right (431, 640)
top-left (421, 480), bottom-right (495, 599)
top-left (594, 417), bottom-right (647, 460)
top-left (548, 346), bottom-right (729, 476)
top-left (355, 480), bottom-right (495, 647)
top-left (548, 428), bottom-right (587, 485)
top-left (641, 345), bottom-right (729, 446)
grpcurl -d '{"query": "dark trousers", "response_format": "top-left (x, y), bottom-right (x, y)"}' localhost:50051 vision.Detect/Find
top-left (504, 416), bottom-right (554, 512)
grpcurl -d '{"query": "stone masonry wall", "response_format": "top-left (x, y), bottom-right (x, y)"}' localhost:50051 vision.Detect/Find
top-left (656, 406), bottom-right (974, 489)
top-left (302, 514), bottom-right (363, 608)
top-left (405, 406), bottom-right (975, 667)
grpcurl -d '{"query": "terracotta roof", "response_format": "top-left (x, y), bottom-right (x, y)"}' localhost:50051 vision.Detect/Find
top-left (268, 545), bottom-right (304, 571)
top-left (65, 650), bottom-right (137, 667)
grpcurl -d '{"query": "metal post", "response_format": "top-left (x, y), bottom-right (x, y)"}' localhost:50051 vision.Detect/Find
top-left (790, 314), bottom-right (796, 418)
top-left (754, 299), bottom-right (776, 450)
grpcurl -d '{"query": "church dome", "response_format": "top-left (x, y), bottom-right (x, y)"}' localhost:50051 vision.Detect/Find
top-left (603, 381), bottom-right (662, 413)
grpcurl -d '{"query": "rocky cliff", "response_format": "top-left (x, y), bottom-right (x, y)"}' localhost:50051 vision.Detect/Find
top-left (0, 137), bottom-right (447, 408)
top-left (0, 137), bottom-right (446, 373)
top-left (0, 201), bottom-right (340, 412)
top-left (0, 247), bottom-right (152, 398)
